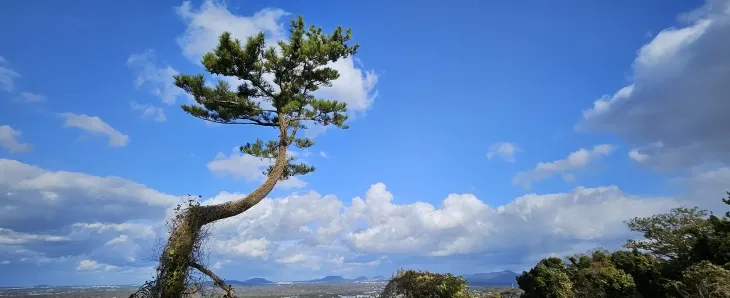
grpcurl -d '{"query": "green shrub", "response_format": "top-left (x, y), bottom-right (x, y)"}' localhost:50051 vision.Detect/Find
top-left (379, 269), bottom-right (472, 298)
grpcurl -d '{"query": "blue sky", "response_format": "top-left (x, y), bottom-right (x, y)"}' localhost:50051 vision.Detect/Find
top-left (1, 0), bottom-right (729, 287)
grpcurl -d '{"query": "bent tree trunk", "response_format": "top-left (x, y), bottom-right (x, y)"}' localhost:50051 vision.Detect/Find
top-left (156, 215), bottom-right (203, 297)
top-left (144, 15), bottom-right (359, 297)
top-left (156, 124), bottom-right (290, 297)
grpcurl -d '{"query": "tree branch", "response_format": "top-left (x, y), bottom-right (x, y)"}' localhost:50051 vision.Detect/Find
top-left (189, 114), bottom-right (279, 127)
top-left (253, 47), bottom-right (277, 100)
top-left (200, 117), bottom-right (291, 224)
top-left (211, 98), bottom-right (277, 113)
top-left (190, 262), bottom-right (237, 298)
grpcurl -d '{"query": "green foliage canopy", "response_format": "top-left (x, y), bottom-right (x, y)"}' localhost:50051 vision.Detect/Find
top-left (380, 269), bottom-right (472, 298)
top-left (174, 15), bottom-right (358, 181)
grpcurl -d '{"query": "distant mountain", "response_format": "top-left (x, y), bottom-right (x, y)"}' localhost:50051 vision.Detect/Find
top-left (241, 278), bottom-right (274, 285)
top-left (305, 275), bottom-right (347, 283)
top-left (464, 270), bottom-right (519, 286)
top-left (371, 276), bottom-right (388, 281)
top-left (353, 276), bottom-right (369, 281)
top-left (214, 278), bottom-right (274, 286)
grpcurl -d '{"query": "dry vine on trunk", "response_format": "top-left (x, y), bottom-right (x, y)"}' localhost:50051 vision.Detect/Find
top-left (130, 15), bottom-right (361, 298)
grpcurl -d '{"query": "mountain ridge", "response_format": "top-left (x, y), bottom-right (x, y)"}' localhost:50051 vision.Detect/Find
top-left (463, 270), bottom-right (519, 286)
top-left (210, 270), bottom-right (519, 286)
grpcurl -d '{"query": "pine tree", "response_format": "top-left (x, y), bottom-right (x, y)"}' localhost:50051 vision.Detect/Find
top-left (144, 16), bottom-right (360, 297)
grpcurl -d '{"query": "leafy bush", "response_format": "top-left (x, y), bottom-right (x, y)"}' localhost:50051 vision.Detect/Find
top-left (379, 269), bottom-right (472, 298)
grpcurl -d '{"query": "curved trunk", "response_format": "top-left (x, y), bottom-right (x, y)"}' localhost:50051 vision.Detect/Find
top-left (156, 213), bottom-right (203, 297)
top-left (155, 120), bottom-right (291, 297)
top-left (199, 120), bottom-right (291, 224)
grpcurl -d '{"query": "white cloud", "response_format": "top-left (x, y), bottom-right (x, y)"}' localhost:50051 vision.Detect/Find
top-left (578, 0), bottom-right (730, 171)
top-left (270, 245), bottom-right (325, 270)
top-left (207, 149), bottom-right (307, 189)
top-left (199, 178), bottom-right (695, 270)
top-left (174, 0), bottom-right (378, 114)
top-left (320, 151), bottom-right (328, 158)
top-left (208, 151), bottom-right (270, 182)
top-left (60, 112), bottom-right (130, 147)
top-left (76, 259), bottom-right (118, 271)
top-left (486, 142), bottom-right (520, 162)
top-left (212, 259), bottom-right (232, 269)
top-left (304, 124), bottom-right (328, 139)
top-left (0, 158), bottom-right (177, 234)
top-left (276, 176), bottom-right (307, 189)
top-left (340, 183), bottom-right (680, 258)
top-left (127, 49), bottom-right (189, 105)
top-left (76, 259), bottom-right (98, 271)
top-left (275, 253), bottom-right (307, 265)
top-left (0, 158), bottom-right (177, 273)
top-left (14, 92), bottom-right (46, 103)
top-left (213, 237), bottom-right (270, 259)
top-left (0, 228), bottom-right (69, 245)
top-left (1, 156), bottom-right (729, 278)
top-left (176, 1), bottom-right (287, 62)
top-left (0, 125), bottom-right (32, 153)
top-left (203, 190), bottom-right (343, 245)
top-left (316, 57), bottom-right (379, 113)
top-left (130, 101), bottom-right (166, 122)
top-left (195, 179), bottom-right (695, 273)
top-left (513, 144), bottom-right (615, 189)
top-left (105, 235), bottom-right (129, 246)
top-left (0, 56), bottom-right (20, 92)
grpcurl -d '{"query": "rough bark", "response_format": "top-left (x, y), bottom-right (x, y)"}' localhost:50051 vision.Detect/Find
top-left (155, 120), bottom-right (290, 297)
top-left (156, 211), bottom-right (203, 298)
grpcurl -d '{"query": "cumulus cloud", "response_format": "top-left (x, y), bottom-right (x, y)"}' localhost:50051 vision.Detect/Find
top-left (513, 144), bottom-right (615, 189)
top-left (76, 259), bottom-right (119, 271)
top-left (198, 180), bottom-right (693, 273)
top-left (672, 166), bottom-right (730, 210)
top-left (0, 56), bottom-right (20, 92)
top-left (0, 159), bottom-right (178, 281)
top-left (2, 155), bottom-right (729, 281)
top-left (578, 0), bottom-right (730, 171)
top-left (175, 1), bottom-right (287, 61)
top-left (0, 228), bottom-right (68, 245)
top-left (203, 190), bottom-right (343, 247)
top-left (130, 101), bottom-right (166, 122)
top-left (486, 142), bottom-right (520, 162)
top-left (60, 112), bottom-right (130, 147)
top-left (14, 92), bottom-right (46, 103)
top-left (275, 253), bottom-right (308, 265)
top-left (127, 49), bottom-right (189, 105)
top-left (0, 125), bottom-right (32, 153)
top-left (188, 179), bottom-right (701, 278)
top-left (207, 148), bottom-right (307, 189)
top-left (0, 158), bottom-right (177, 235)
top-left (174, 0), bottom-right (378, 114)
top-left (334, 183), bottom-right (675, 257)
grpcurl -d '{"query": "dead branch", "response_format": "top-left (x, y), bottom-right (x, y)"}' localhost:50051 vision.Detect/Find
top-left (190, 261), bottom-right (237, 298)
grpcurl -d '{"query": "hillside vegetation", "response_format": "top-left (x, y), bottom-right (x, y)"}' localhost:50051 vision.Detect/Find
top-left (380, 192), bottom-right (730, 298)
top-left (516, 192), bottom-right (730, 298)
